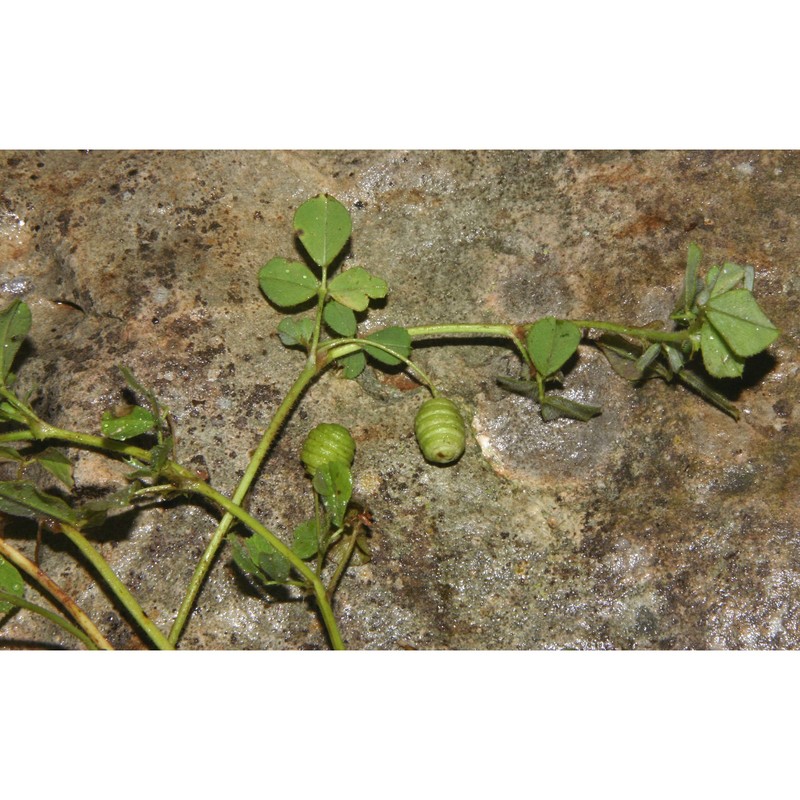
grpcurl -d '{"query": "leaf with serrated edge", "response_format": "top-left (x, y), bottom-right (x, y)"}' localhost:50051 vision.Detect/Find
top-left (293, 194), bottom-right (352, 268)
top-left (259, 258), bottom-right (320, 307)
top-left (313, 462), bottom-right (352, 528)
top-left (704, 289), bottom-right (779, 357)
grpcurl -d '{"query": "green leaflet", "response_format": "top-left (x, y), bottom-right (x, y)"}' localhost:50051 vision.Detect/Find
top-left (363, 327), bottom-right (412, 366)
top-left (0, 555), bottom-right (25, 615)
top-left (259, 258), bottom-right (320, 307)
top-left (293, 194), bottom-right (352, 269)
top-left (292, 518), bottom-right (320, 560)
top-left (101, 405), bottom-right (157, 440)
top-left (328, 267), bottom-right (388, 312)
top-left (704, 289), bottom-right (779, 358)
top-left (679, 243), bottom-right (702, 314)
top-left (0, 299), bottom-right (31, 383)
top-left (700, 322), bottom-right (745, 378)
top-left (277, 317), bottom-right (315, 348)
top-left (312, 462), bottom-right (352, 528)
top-left (232, 534), bottom-right (291, 584)
top-left (0, 480), bottom-right (82, 526)
top-left (540, 395), bottom-right (601, 422)
top-left (323, 300), bottom-right (358, 337)
top-left (709, 263), bottom-right (746, 298)
top-left (34, 447), bottom-right (74, 489)
top-left (526, 318), bottom-right (581, 377)
top-left (339, 350), bottom-right (366, 379)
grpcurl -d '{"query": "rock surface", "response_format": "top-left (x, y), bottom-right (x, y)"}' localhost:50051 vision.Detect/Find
top-left (0, 150), bottom-right (797, 649)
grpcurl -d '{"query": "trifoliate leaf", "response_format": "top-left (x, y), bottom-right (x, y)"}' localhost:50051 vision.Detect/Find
top-left (259, 258), bottom-right (320, 307)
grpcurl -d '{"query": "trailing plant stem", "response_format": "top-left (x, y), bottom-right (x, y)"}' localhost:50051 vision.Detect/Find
top-left (167, 361), bottom-right (329, 646)
top-left (570, 319), bottom-right (690, 344)
top-left (60, 523), bottom-right (174, 650)
top-left (405, 323), bottom-right (531, 363)
top-left (0, 590), bottom-right (100, 649)
top-left (164, 460), bottom-right (344, 650)
top-left (0, 536), bottom-right (113, 650)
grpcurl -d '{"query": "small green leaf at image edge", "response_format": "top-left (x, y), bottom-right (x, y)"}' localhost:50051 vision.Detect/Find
top-left (0, 555), bottom-right (25, 614)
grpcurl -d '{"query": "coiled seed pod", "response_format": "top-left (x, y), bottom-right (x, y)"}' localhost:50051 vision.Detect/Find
top-left (301, 423), bottom-right (356, 475)
top-left (414, 397), bottom-right (466, 464)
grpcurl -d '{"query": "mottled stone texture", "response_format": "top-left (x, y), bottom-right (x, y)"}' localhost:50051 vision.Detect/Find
top-left (0, 150), bottom-right (797, 649)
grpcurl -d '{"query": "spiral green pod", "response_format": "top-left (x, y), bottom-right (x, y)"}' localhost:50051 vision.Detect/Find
top-left (414, 397), bottom-right (466, 464)
top-left (301, 423), bottom-right (356, 475)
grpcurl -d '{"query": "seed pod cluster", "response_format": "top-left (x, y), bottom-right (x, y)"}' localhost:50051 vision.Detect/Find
top-left (414, 396), bottom-right (466, 464)
top-left (301, 423), bottom-right (356, 475)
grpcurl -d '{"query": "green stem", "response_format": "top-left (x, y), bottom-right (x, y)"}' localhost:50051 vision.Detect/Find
top-left (29, 421), bottom-right (153, 462)
top-left (325, 529), bottom-right (361, 601)
top-left (321, 339), bottom-right (437, 392)
top-left (167, 361), bottom-right (320, 646)
top-left (570, 319), bottom-right (690, 344)
top-left (60, 523), bottom-right (174, 650)
top-left (0, 536), bottom-right (113, 650)
top-left (0, 590), bottom-right (99, 650)
top-left (163, 461), bottom-right (344, 650)
top-left (405, 323), bottom-right (532, 364)
top-left (0, 430), bottom-right (36, 444)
